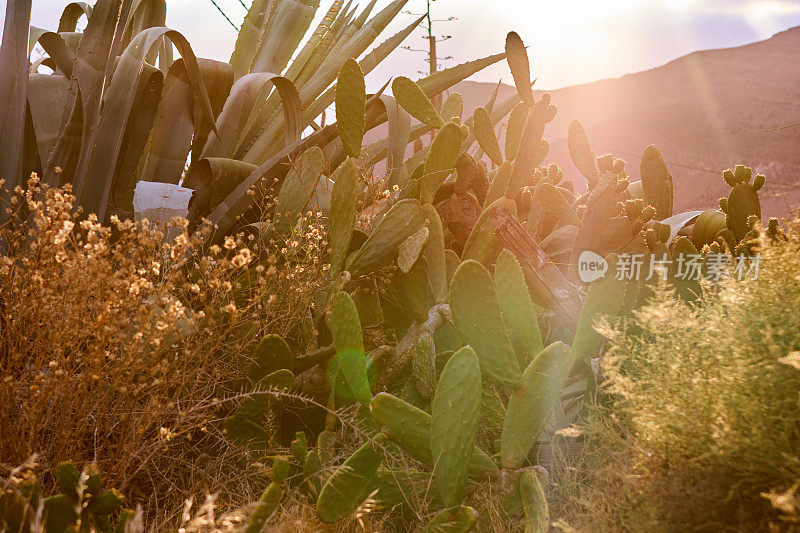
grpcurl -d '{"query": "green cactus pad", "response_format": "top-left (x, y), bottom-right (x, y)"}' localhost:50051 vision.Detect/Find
top-left (505, 102), bottom-right (530, 162)
top-left (727, 182), bottom-right (762, 242)
top-left (397, 226), bottom-right (430, 274)
top-left (331, 291), bottom-right (370, 406)
top-left (536, 183), bottom-right (582, 227)
top-left (369, 393), bottom-right (499, 479)
top-left (572, 254), bottom-right (627, 359)
top-left (422, 203), bottom-right (449, 303)
top-left (392, 76), bottom-right (444, 129)
top-left (316, 430), bottom-right (337, 465)
top-left (87, 489), bottom-right (124, 516)
top-left (505, 32), bottom-right (534, 106)
top-left (494, 249), bottom-right (544, 363)
top-left (474, 106), bottom-right (504, 166)
top-left (43, 494), bottom-right (78, 532)
top-left (412, 331), bottom-right (437, 401)
top-left (567, 120), bottom-right (599, 188)
top-left (275, 146), bottom-right (325, 223)
top-left (450, 260), bottom-right (523, 388)
top-left (245, 482), bottom-right (283, 532)
top-left (55, 461), bottom-right (80, 499)
top-left (484, 162), bottom-right (513, 208)
top-left (347, 199), bottom-right (424, 277)
top-left (329, 158), bottom-right (359, 277)
top-left (335, 58), bottom-right (366, 158)
top-left (445, 249), bottom-right (461, 287)
top-left (250, 334), bottom-right (293, 382)
top-left (374, 469), bottom-right (441, 512)
top-left (316, 435), bottom-right (385, 523)
top-left (431, 346), bottom-right (483, 507)
top-left (519, 470), bottom-right (549, 533)
top-left (302, 449), bottom-right (322, 498)
top-left (224, 369), bottom-right (295, 445)
top-left (421, 122), bottom-right (463, 203)
top-left (462, 197), bottom-right (517, 268)
top-left (500, 342), bottom-right (573, 469)
top-left (441, 91), bottom-right (464, 121)
top-left (640, 145), bottom-right (674, 221)
top-left (422, 505), bottom-right (479, 532)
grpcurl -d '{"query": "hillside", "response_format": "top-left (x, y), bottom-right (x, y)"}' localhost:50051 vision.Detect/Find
top-left (450, 27), bottom-right (800, 216)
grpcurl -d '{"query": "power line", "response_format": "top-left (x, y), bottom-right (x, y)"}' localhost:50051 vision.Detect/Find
top-left (236, 0), bottom-right (251, 10)
top-left (208, 0), bottom-right (240, 31)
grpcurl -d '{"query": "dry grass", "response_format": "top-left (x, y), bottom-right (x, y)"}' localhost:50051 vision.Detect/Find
top-left (553, 220), bottom-right (800, 532)
top-left (0, 178), bottom-right (328, 528)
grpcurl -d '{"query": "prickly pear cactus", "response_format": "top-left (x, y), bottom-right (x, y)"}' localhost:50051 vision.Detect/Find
top-left (640, 145), bottom-right (673, 221)
top-left (449, 260), bottom-right (523, 388)
top-left (369, 393), bottom-right (499, 479)
top-left (245, 456), bottom-right (290, 532)
top-left (422, 505), bottom-right (479, 532)
top-left (431, 346), bottom-right (482, 507)
top-left (501, 342), bottom-right (574, 469)
top-left (335, 58), bottom-right (366, 158)
top-left (720, 165), bottom-right (764, 242)
top-left (316, 435), bottom-right (385, 524)
top-left (494, 249), bottom-right (544, 363)
top-left (392, 76), bottom-right (444, 129)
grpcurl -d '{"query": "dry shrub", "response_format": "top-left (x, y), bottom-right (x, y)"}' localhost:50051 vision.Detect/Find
top-left (554, 221), bottom-right (800, 532)
top-left (0, 178), bottom-right (328, 527)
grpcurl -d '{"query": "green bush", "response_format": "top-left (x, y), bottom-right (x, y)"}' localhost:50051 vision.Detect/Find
top-left (556, 223), bottom-right (800, 531)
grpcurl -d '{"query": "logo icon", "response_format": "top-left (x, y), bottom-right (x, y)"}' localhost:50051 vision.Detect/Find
top-left (578, 250), bottom-right (608, 283)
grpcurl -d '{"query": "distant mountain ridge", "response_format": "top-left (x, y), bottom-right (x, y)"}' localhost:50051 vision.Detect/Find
top-left (450, 26), bottom-right (800, 216)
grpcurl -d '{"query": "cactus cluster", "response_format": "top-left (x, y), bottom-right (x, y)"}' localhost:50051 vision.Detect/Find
top-left (0, 462), bottom-right (131, 533)
top-left (214, 26), bottom-right (774, 529)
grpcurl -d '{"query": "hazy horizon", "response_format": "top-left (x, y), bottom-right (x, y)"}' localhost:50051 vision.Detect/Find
top-left (3, 0), bottom-right (800, 91)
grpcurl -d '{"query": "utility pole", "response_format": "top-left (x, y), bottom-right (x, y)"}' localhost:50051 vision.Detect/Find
top-left (403, 0), bottom-right (455, 109)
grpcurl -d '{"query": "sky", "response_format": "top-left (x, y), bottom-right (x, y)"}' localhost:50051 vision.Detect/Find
top-left (4, 0), bottom-right (800, 90)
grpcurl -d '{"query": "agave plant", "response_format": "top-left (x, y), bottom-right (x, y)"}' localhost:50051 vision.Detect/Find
top-left (0, 0), bottom-right (507, 235)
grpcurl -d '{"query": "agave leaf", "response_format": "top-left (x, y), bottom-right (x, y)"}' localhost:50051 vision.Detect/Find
top-left (282, 0), bottom-right (343, 84)
top-left (379, 94), bottom-right (412, 187)
top-left (203, 72), bottom-right (300, 161)
top-left (43, 0), bottom-right (135, 188)
top-left (505, 31), bottom-right (534, 106)
top-left (71, 27), bottom-right (218, 220)
top-left (0, 0), bottom-right (32, 195)
top-left (138, 59), bottom-right (193, 184)
top-left (28, 28), bottom-right (76, 77)
top-left (419, 53), bottom-right (506, 100)
top-left (185, 158), bottom-right (259, 225)
top-left (58, 2), bottom-right (93, 32)
top-left (26, 74), bottom-right (71, 169)
top-left (252, 0), bottom-right (319, 75)
top-left (204, 123), bottom-right (342, 238)
top-left (230, 0), bottom-right (274, 79)
top-left (110, 65), bottom-right (164, 213)
top-left (241, 0), bottom-right (410, 164)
